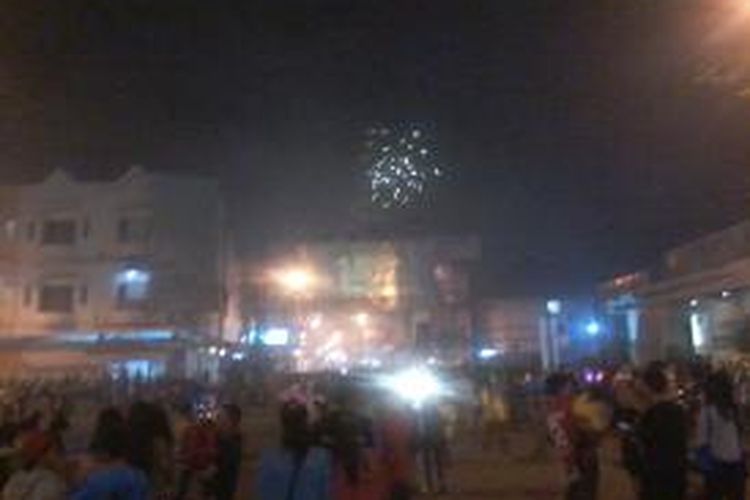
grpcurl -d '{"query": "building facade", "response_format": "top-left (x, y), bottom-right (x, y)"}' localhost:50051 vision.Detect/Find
top-left (602, 220), bottom-right (750, 363)
top-left (226, 236), bottom-right (480, 369)
top-left (477, 298), bottom-right (544, 369)
top-left (477, 296), bottom-right (606, 370)
top-left (0, 167), bottom-right (224, 377)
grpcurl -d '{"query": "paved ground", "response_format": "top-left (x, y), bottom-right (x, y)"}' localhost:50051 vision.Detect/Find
top-left (63, 402), bottom-right (703, 499)
top-left (426, 434), bottom-right (635, 500)
top-left (235, 409), bottom-right (638, 500)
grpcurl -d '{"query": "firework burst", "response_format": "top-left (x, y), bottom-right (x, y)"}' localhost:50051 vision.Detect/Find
top-left (364, 124), bottom-right (444, 209)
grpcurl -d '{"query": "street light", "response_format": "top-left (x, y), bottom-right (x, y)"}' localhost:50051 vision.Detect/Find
top-left (353, 311), bottom-right (369, 327)
top-left (543, 299), bottom-right (563, 370)
top-left (308, 313), bottom-right (323, 330)
top-left (271, 267), bottom-right (316, 295)
top-left (269, 265), bottom-right (318, 371)
top-left (546, 299), bottom-right (562, 315)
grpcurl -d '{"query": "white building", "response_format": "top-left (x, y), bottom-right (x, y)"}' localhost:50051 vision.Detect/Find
top-left (602, 220), bottom-right (750, 364)
top-left (0, 166), bottom-right (225, 377)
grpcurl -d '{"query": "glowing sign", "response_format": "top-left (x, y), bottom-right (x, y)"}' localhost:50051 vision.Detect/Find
top-left (261, 327), bottom-right (290, 346)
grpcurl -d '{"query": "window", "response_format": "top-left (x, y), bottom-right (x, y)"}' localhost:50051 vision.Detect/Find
top-left (116, 268), bottom-right (150, 308)
top-left (38, 285), bottom-right (74, 313)
top-left (117, 216), bottom-right (151, 244)
top-left (109, 359), bottom-right (165, 381)
top-left (117, 283), bottom-right (149, 308)
top-left (41, 220), bottom-right (76, 245)
top-left (79, 285), bottom-right (88, 305)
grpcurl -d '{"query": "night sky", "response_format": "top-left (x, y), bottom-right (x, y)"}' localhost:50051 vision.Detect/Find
top-left (3, 0), bottom-right (750, 295)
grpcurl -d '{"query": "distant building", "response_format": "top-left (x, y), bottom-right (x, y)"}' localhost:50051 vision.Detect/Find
top-left (477, 298), bottom-right (544, 369)
top-left (0, 167), bottom-right (225, 377)
top-left (226, 236), bottom-right (480, 369)
top-left (602, 220), bottom-right (750, 363)
top-left (477, 296), bottom-right (604, 370)
top-left (599, 271), bottom-right (650, 363)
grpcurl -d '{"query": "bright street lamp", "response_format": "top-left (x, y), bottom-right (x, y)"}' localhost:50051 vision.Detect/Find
top-left (546, 299), bottom-right (562, 315)
top-left (272, 267), bottom-right (316, 294)
top-left (543, 299), bottom-right (562, 370)
top-left (353, 311), bottom-right (369, 327)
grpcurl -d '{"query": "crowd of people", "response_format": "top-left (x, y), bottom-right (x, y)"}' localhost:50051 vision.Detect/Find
top-left (0, 372), bottom-right (451, 500)
top-left (0, 359), bottom-right (746, 499)
top-left (0, 379), bottom-right (244, 500)
top-left (255, 377), bottom-right (450, 500)
top-left (544, 360), bottom-right (749, 500)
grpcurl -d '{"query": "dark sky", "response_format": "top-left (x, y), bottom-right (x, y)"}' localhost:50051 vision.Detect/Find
top-left (3, 0), bottom-right (750, 295)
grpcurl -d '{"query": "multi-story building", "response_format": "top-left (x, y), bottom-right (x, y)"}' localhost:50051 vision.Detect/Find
top-left (0, 166), bottom-right (224, 377)
top-left (602, 220), bottom-right (750, 363)
top-left (226, 236), bottom-right (480, 369)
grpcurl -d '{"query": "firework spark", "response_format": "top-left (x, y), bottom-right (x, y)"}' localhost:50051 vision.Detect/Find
top-left (364, 124), bottom-right (444, 208)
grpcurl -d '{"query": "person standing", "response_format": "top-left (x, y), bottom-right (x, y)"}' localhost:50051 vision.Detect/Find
top-left (329, 402), bottom-right (384, 500)
top-left (126, 401), bottom-right (175, 499)
top-left (212, 403), bottom-right (243, 500)
top-left (2, 431), bottom-right (66, 500)
top-left (698, 371), bottom-right (746, 500)
top-left (612, 374), bottom-right (650, 496)
top-left (379, 397), bottom-right (416, 500)
top-left (545, 373), bottom-right (599, 500)
top-left (638, 362), bottom-right (688, 500)
top-left (256, 401), bottom-right (332, 500)
top-left (175, 407), bottom-right (217, 499)
top-left (479, 386), bottom-right (510, 453)
top-left (416, 401), bottom-right (447, 494)
top-left (71, 408), bottom-right (149, 500)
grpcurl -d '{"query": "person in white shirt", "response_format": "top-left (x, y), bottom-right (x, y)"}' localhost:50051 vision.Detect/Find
top-left (697, 371), bottom-right (746, 500)
top-left (2, 431), bottom-right (66, 500)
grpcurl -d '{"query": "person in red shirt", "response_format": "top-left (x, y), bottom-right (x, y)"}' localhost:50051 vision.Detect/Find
top-left (174, 406), bottom-right (218, 500)
top-left (546, 373), bottom-right (599, 500)
top-left (379, 399), bottom-right (416, 500)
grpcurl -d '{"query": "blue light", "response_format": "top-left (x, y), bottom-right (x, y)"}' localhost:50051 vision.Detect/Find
top-left (118, 329), bottom-right (173, 341)
top-left (585, 320), bottom-right (601, 337)
top-left (244, 328), bottom-right (259, 345)
top-left (546, 300), bottom-right (562, 315)
top-left (56, 329), bottom-right (174, 344)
